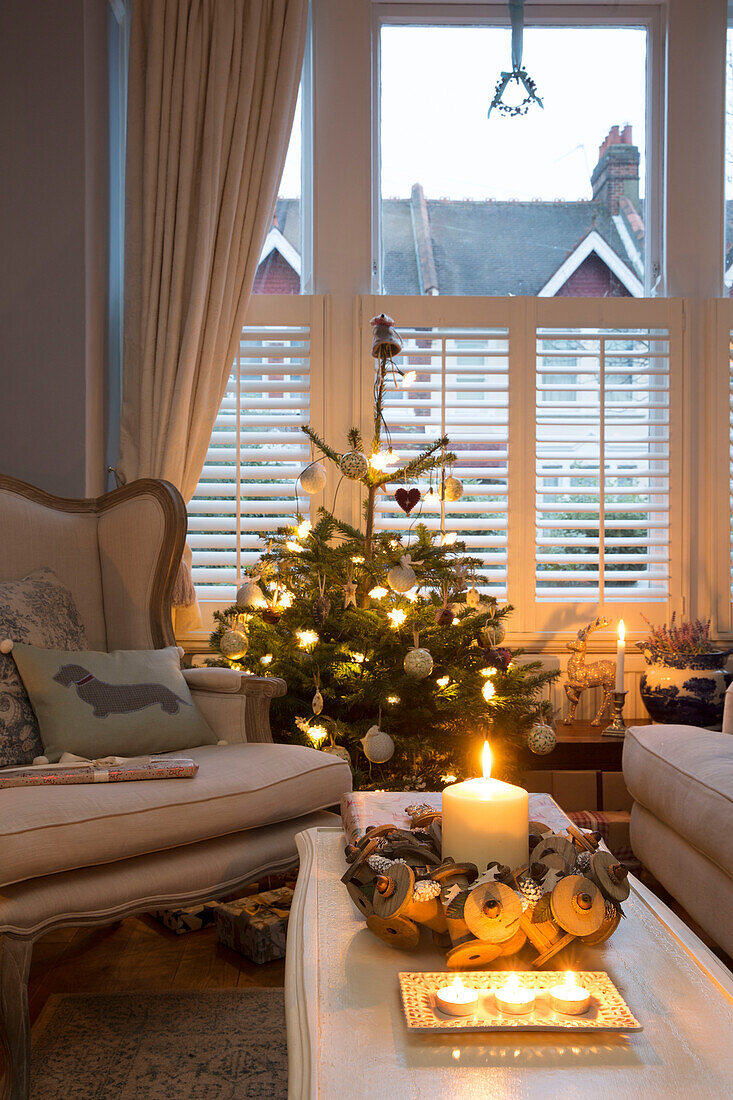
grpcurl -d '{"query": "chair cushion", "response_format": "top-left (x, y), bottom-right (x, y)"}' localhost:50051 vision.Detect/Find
top-left (0, 743), bottom-right (352, 887)
top-left (623, 724), bottom-right (733, 877)
top-left (10, 643), bottom-right (217, 762)
top-left (0, 568), bottom-right (88, 767)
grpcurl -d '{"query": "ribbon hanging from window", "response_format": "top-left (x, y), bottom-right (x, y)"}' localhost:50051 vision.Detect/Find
top-left (488, 0), bottom-right (543, 117)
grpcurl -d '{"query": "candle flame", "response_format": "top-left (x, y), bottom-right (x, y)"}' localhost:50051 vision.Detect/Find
top-left (618, 620), bottom-right (625, 643)
top-left (504, 972), bottom-right (519, 993)
top-left (482, 741), bottom-right (492, 781)
top-left (565, 971), bottom-right (575, 987)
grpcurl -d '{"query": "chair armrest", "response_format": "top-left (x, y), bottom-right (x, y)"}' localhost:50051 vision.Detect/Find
top-left (183, 668), bottom-right (286, 744)
top-left (183, 667), bottom-right (287, 698)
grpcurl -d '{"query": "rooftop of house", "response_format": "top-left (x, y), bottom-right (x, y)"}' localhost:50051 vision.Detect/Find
top-left (255, 125), bottom-right (646, 298)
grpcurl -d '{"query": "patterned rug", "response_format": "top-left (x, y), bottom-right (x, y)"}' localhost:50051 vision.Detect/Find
top-left (30, 990), bottom-right (287, 1099)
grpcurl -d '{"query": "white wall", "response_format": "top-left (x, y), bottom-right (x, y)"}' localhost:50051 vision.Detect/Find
top-left (0, 0), bottom-right (108, 498)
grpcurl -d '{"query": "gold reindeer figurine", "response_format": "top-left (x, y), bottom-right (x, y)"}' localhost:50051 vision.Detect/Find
top-left (563, 616), bottom-right (616, 726)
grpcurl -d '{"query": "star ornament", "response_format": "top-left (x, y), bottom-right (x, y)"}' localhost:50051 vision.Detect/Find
top-left (343, 580), bottom-right (358, 609)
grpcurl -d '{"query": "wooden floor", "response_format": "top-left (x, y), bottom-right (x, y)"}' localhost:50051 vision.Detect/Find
top-left (29, 915), bottom-right (284, 1028)
top-left (26, 868), bottom-right (731, 1035)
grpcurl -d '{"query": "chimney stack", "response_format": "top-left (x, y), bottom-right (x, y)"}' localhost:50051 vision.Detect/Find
top-left (591, 125), bottom-right (639, 214)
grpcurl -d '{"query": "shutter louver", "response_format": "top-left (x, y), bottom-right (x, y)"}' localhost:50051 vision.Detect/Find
top-left (535, 326), bottom-right (670, 604)
top-left (189, 323), bottom-right (311, 601)
top-left (376, 326), bottom-right (509, 596)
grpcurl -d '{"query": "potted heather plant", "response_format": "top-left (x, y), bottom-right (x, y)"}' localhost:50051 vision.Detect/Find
top-left (636, 615), bottom-right (732, 726)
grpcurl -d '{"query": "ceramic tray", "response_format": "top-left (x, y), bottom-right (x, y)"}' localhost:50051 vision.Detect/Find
top-left (398, 971), bottom-right (642, 1033)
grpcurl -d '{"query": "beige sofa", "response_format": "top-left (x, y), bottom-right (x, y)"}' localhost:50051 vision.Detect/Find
top-left (0, 475), bottom-right (352, 1100)
top-left (623, 724), bottom-right (733, 957)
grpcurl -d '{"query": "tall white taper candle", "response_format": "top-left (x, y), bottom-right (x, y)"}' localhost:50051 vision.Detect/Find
top-left (616, 619), bottom-right (625, 692)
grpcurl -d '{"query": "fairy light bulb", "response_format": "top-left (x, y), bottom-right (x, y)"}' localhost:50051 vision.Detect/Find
top-left (482, 679), bottom-right (496, 703)
top-left (369, 586), bottom-right (388, 599)
top-left (297, 630), bottom-right (319, 649)
top-left (296, 519), bottom-right (312, 539)
top-left (388, 608), bottom-right (407, 628)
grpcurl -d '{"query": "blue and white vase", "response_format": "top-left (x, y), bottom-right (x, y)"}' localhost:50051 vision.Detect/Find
top-left (638, 650), bottom-right (732, 727)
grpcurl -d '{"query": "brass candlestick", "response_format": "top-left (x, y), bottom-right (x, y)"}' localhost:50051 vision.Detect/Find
top-left (602, 691), bottom-right (628, 739)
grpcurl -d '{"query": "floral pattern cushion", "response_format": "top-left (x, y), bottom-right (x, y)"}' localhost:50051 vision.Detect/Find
top-left (0, 568), bottom-right (88, 766)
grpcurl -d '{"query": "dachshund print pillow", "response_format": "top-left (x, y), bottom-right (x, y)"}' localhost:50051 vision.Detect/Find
top-left (10, 644), bottom-right (216, 762)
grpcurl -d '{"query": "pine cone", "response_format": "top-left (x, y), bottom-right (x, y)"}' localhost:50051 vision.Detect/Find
top-left (573, 851), bottom-right (592, 875)
top-left (518, 875), bottom-right (544, 909)
top-left (412, 879), bottom-right (441, 903)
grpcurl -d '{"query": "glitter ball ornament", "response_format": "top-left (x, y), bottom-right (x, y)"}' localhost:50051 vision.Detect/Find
top-left (403, 647), bottom-right (433, 679)
top-left (387, 555), bottom-right (417, 593)
top-left (322, 744), bottom-right (352, 766)
top-left (312, 688), bottom-right (324, 715)
top-left (444, 475), bottom-right (464, 502)
top-left (526, 721), bottom-right (556, 756)
top-left (466, 586), bottom-right (481, 609)
top-left (361, 724), bottom-right (395, 763)
top-left (339, 450), bottom-right (369, 479)
top-left (219, 628), bottom-right (249, 660)
top-left (236, 579), bottom-right (266, 609)
top-left (483, 619), bottom-right (506, 646)
top-left (412, 879), bottom-right (441, 903)
top-left (299, 462), bottom-right (327, 495)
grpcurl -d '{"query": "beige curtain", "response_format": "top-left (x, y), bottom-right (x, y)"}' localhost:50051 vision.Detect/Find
top-left (119, 0), bottom-right (307, 634)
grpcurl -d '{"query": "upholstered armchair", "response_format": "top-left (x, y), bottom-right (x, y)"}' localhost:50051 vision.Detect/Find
top-left (0, 475), bottom-right (351, 1100)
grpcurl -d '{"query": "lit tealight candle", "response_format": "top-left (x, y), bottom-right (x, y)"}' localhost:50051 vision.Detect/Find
top-left (549, 971), bottom-right (591, 1015)
top-left (494, 972), bottom-right (536, 1015)
top-left (435, 975), bottom-right (479, 1017)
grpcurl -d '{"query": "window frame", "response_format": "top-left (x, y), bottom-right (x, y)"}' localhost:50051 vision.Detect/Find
top-left (360, 293), bottom-right (685, 643)
top-left (371, 2), bottom-right (665, 299)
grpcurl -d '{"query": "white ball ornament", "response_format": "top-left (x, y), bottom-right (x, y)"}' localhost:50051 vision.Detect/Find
top-left (339, 450), bottom-right (369, 480)
top-left (361, 724), bottom-right (395, 764)
top-left (299, 462), bottom-right (327, 495)
top-left (236, 579), bottom-right (266, 609)
top-left (403, 647), bottom-right (433, 679)
top-left (387, 555), bottom-right (417, 593)
top-left (219, 628), bottom-right (249, 660)
top-left (526, 722), bottom-right (556, 756)
top-left (444, 475), bottom-right (464, 502)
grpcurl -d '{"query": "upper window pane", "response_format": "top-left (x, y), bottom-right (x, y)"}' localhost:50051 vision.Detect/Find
top-left (253, 89), bottom-right (303, 294)
top-left (379, 26), bottom-right (647, 297)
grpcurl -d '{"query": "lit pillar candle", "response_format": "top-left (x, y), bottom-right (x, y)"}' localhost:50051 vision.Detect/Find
top-left (442, 743), bottom-right (529, 871)
top-left (616, 620), bottom-right (625, 692)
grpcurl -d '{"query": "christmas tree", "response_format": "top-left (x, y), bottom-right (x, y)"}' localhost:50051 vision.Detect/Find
top-left (209, 315), bottom-right (557, 789)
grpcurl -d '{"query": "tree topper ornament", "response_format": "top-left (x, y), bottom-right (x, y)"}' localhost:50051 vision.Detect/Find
top-left (488, 1), bottom-right (543, 118)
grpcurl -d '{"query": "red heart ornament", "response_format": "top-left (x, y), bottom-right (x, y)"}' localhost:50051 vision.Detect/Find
top-left (395, 488), bottom-right (421, 515)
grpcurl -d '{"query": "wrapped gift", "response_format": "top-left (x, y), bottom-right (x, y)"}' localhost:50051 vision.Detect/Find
top-left (567, 810), bottom-right (640, 871)
top-left (151, 901), bottom-right (216, 935)
top-left (215, 887), bottom-right (293, 964)
top-left (340, 790), bottom-right (569, 848)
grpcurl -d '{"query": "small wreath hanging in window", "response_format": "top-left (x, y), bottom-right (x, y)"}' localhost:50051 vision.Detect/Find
top-left (488, 0), bottom-right (544, 118)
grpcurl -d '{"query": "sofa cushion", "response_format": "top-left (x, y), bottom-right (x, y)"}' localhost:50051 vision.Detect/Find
top-left (623, 724), bottom-right (733, 877)
top-left (0, 568), bottom-right (89, 767)
top-left (0, 743), bottom-right (352, 888)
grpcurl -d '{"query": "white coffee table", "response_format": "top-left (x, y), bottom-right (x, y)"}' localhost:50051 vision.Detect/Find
top-left (286, 812), bottom-right (733, 1098)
